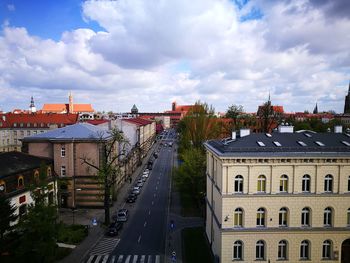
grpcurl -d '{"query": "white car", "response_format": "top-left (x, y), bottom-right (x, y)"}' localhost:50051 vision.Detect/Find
top-left (142, 172), bottom-right (149, 178)
top-left (132, 186), bottom-right (141, 195)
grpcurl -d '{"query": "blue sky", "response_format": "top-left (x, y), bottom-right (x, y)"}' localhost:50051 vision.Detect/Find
top-left (0, 0), bottom-right (349, 113)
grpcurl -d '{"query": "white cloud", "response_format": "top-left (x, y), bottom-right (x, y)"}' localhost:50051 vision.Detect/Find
top-left (0, 0), bottom-right (349, 114)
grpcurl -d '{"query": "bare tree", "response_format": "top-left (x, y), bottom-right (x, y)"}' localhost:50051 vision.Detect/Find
top-left (81, 129), bottom-right (129, 225)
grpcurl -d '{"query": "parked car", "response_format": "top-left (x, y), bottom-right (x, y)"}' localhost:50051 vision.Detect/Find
top-left (141, 176), bottom-right (147, 182)
top-left (106, 221), bottom-right (123, 236)
top-left (132, 186), bottom-right (141, 195)
top-left (153, 152), bottom-right (158, 158)
top-left (147, 160), bottom-right (153, 170)
top-left (142, 173), bottom-right (149, 178)
top-left (126, 193), bottom-right (137, 203)
top-left (116, 209), bottom-right (129, 222)
top-left (136, 181), bottom-right (143, 188)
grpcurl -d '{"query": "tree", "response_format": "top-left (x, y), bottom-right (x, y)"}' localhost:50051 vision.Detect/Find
top-left (0, 195), bottom-right (17, 243)
top-left (257, 99), bottom-right (282, 132)
top-left (225, 104), bottom-right (244, 129)
top-left (15, 162), bottom-right (58, 262)
top-left (81, 129), bottom-right (129, 225)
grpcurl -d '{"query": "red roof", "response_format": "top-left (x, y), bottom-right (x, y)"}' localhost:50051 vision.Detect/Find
top-left (86, 119), bottom-right (110, 125)
top-left (0, 113), bottom-right (79, 128)
top-left (123, 118), bottom-right (154, 126)
top-left (42, 103), bottom-right (94, 113)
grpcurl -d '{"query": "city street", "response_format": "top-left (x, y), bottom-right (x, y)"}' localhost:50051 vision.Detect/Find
top-left (86, 130), bottom-right (176, 263)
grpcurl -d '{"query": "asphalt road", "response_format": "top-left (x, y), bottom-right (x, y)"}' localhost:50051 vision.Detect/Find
top-left (109, 130), bottom-right (176, 263)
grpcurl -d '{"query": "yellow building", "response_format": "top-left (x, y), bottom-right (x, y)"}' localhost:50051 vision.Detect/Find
top-left (204, 126), bottom-right (350, 263)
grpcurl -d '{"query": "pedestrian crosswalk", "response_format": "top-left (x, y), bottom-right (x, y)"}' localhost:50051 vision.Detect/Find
top-left (85, 254), bottom-right (162, 263)
top-left (87, 237), bottom-right (120, 259)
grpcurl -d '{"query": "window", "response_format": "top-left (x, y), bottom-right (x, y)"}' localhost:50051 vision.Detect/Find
top-left (27, 131), bottom-right (30, 136)
top-left (279, 207), bottom-right (288, 227)
top-left (61, 166), bottom-right (66, 177)
top-left (47, 167), bottom-right (52, 177)
top-left (324, 207), bottom-right (333, 227)
top-left (234, 208), bottom-right (243, 227)
top-left (347, 208), bottom-right (350, 226)
top-left (322, 240), bottom-right (332, 259)
top-left (18, 176), bottom-right (24, 188)
top-left (300, 240), bottom-right (310, 260)
top-left (34, 170), bottom-right (39, 182)
top-left (302, 174), bottom-right (310, 192)
top-left (348, 176), bottom-right (350, 192)
top-left (234, 175), bottom-right (243, 193)
top-left (233, 240), bottom-right (243, 260)
top-left (0, 180), bottom-right (6, 193)
top-left (278, 240), bottom-right (288, 260)
top-left (256, 240), bottom-right (265, 260)
top-left (61, 145), bottom-right (66, 157)
top-left (257, 175), bottom-right (266, 193)
top-left (280, 175), bottom-right (288, 192)
top-left (324, 174), bottom-right (333, 192)
top-left (256, 208), bottom-right (266, 227)
top-left (301, 207), bottom-right (311, 227)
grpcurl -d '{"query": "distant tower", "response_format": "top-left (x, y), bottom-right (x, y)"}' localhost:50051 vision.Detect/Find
top-left (131, 104), bottom-right (138, 114)
top-left (172, 101), bottom-right (177, 111)
top-left (68, 92), bottom-right (74, 113)
top-left (313, 102), bottom-right (318, 114)
top-left (29, 96), bottom-right (36, 113)
top-left (344, 82), bottom-right (350, 114)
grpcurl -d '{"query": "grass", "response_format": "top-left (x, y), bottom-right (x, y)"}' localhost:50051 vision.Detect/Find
top-left (57, 223), bottom-right (88, 245)
top-left (182, 227), bottom-right (213, 263)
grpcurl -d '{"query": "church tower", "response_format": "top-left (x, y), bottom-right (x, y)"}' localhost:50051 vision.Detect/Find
top-left (313, 102), bottom-right (318, 114)
top-left (29, 96), bottom-right (36, 113)
top-left (344, 82), bottom-right (350, 114)
top-left (68, 92), bottom-right (74, 113)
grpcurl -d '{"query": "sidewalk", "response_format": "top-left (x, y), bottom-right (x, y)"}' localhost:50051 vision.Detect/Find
top-left (59, 142), bottom-right (159, 263)
top-left (165, 144), bottom-right (204, 263)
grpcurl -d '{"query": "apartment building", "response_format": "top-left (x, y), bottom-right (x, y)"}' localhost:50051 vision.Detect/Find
top-left (204, 126), bottom-right (350, 263)
top-left (22, 123), bottom-right (119, 208)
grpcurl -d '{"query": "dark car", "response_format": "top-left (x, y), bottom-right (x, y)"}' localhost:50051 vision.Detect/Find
top-left (147, 160), bottom-right (153, 170)
top-left (106, 221), bottom-right (123, 237)
top-left (153, 152), bottom-right (158, 158)
top-left (126, 193), bottom-right (137, 203)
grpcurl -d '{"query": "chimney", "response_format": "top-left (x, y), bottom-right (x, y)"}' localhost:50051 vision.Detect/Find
top-left (240, 128), bottom-right (250, 137)
top-left (334, 125), bottom-right (343, 133)
top-left (231, 131), bottom-right (236, 140)
top-left (278, 124), bottom-right (294, 133)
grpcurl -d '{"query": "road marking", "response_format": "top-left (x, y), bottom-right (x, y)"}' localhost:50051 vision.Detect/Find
top-left (156, 186), bottom-right (158, 190)
top-left (149, 210), bottom-right (151, 215)
top-left (152, 201), bottom-right (154, 205)
top-left (148, 255), bottom-right (152, 262)
top-left (102, 255), bottom-right (108, 263)
top-left (144, 221), bottom-right (147, 227)
top-left (110, 255), bottom-right (116, 263)
top-left (138, 235), bottom-right (142, 243)
top-left (95, 255), bottom-right (102, 262)
top-left (86, 256), bottom-right (94, 263)
top-left (125, 255), bottom-right (131, 263)
top-left (155, 255), bottom-right (160, 263)
top-left (132, 255), bottom-right (138, 263)
top-left (140, 255), bottom-right (145, 263)
top-left (154, 193), bottom-right (156, 197)
top-left (117, 255), bottom-right (123, 263)
top-left (157, 181), bottom-right (159, 184)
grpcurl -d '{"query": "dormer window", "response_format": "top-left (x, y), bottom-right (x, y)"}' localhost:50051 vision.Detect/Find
top-left (257, 141), bottom-right (265, 147)
top-left (18, 176), bottom-right (24, 188)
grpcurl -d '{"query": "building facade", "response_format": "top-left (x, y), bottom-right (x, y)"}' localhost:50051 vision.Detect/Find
top-left (22, 123), bottom-right (119, 208)
top-left (204, 126), bottom-right (350, 263)
top-left (0, 152), bottom-right (56, 224)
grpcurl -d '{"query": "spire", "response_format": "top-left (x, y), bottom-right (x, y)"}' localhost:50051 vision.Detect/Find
top-left (68, 91), bottom-right (74, 113)
top-left (268, 91), bottom-right (271, 102)
top-left (313, 102), bottom-right (318, 114)
top-left (348, 80), bottom-right (350, 94)
top-left (29, 96), bottom-right (36, 113)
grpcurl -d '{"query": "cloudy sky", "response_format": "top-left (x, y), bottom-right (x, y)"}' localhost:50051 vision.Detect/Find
top-left (0, 0), bottom-right (349, 113)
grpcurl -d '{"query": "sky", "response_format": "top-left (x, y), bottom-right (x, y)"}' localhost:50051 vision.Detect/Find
top-left (0, 0), bottom-right (349, 114)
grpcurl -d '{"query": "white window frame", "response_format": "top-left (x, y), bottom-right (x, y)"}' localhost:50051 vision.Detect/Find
top-left (300, 240), bottom-right (310, 260)
top-left (256, 208), bottom-right (266, 227)
top-left (279, 175), bottom-right (288, 193)
top-left (301, 207), bottom-right (310, 227)
top-left (61, 144), bottom-right (66, 157)
top-left (234, 175), bottom-right (243, 193)
top-left (322, 240), bottom-right (332, 259)
top-left (302, 174), bottom-right (310, 192)
top-left (324, 174), bottom-right (333, 193)
top-left (323, 207), bottom-right (332, 227)
top-left (279, 207), bottom-right (288, 227)
top-left (233, 240), bottom-right (243, 260)
top-left (234, 208), bottom-right (243, 227)
top-left (278, 240), bottom-right (288, 260)
top-left (61, 166), bottom-right (66, 177)
top-left (257, 175), bottom-right (266, 193)
top-left (256, 240), bottom-right (265, 260)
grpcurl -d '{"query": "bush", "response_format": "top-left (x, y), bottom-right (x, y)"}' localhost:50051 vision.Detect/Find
top-left (57, 224), bottom-right (88, 245)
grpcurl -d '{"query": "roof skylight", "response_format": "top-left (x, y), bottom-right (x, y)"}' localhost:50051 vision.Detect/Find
top-left (257, 141), bottom-right (265, 147)
top-left (273, 141), bottom-right (282, 147)
top-left (304, 133), bottom-right (312, 138)
top-left (297, 141), bottom-right (307, 146)
top-left (315, 141), bottom-right (325, 146)
top-left (341, 141), bottom-right (350, 146)
top-left (265, 133), bottom-right (272, 138)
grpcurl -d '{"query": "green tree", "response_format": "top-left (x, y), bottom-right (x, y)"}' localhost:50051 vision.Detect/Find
top-left (0, 195), bottom-right (17, 243)
top-left (225, 104), bottom-right (244, 129)
top-left (81, 129), bottom-right (129, 225)
top-left (16, 162), bottom-right (58, 262)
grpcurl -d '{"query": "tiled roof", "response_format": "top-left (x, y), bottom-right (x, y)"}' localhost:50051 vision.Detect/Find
top-left (0, 152), bottom-right (52, 178)
top-left (73, 104), bottom-right (94, 112)
top-left (123, 118), bottom-right (154, 126)
top-left (22, 123), bottom-right (111, 142)
top-left (0, 113), bottom-right (78, 128)
top-left (205, 131), bottom-right (350, 157)
top-left (42, 103), bottom-right (94, 113)
top-left (86, 119), bottom-right (110, 125)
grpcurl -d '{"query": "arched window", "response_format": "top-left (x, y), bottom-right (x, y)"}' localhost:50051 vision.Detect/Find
top-left (278, 240), bottom-right (288, 260)
top-left (324, 174), bottom-right (333, 192)
top-left (234, 175), bottom-right (244, 193)
top-left (256, 208), bottom-right (266, 227)
top-left (233, 240), bottom-right (243, 260)
top-left (324, 207), bottom-right (333, 227)
top-left (347, 208), bottom-right (350, 226)
top-left (234, 208), bottom-right (243, 227)
top-left (18, 176), bottom-right (24, 188)
top-left (0, 180), bottom-right (6, 193)
top-left (47, 167), bottom-right (52, 177)
top-left (256, 240), bottom-right (265, 260)
top-left (279, 207), bottom-right (288, 227)
top-left (301, 207), bottom-right (311, 227)
top-left (257, 175), bottom-right (266, 193)
top-left (322, 240), bottom-right (332, 259)
top-left (302, 174), bottom-right (311, 192)
top-left (300, 240), bottom-right (310, 260)
top-left (279, 175), bottom-right (288, 192)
